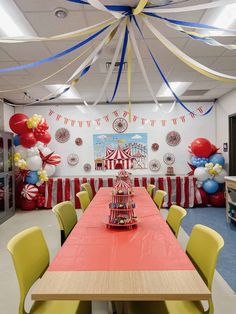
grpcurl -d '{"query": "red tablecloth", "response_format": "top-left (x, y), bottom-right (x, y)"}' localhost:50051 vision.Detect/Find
top-left (49, 187), bottom-right (194, 271)
top-left (45, 176), bottom-right (199, 209)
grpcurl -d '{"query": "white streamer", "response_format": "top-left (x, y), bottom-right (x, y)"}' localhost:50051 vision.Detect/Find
top-left (144, 0), bottom-right (236, 14)
top-left (87, 0), bottom-right (123, 19)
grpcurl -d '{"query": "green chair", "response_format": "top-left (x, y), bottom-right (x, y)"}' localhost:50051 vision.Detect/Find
top-left (52, 201), bottom-right (77, 246)
top-left (153, 190), bottom-right (167, 210)
top-left (7, 226), bottom-right (91, 314)
top-left (147, 184), bottom-right (155, 198)
top-left (76, 191), bottom-right (91, 212)
top-left (166, 205), bottom-right (187, 238)
top-left (125, 224), bottom-right (224, 314)
top-left (81, 183), bottom-right (93, 201)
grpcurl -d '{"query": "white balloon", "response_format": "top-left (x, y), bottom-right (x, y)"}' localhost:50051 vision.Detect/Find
top-left (44, 164), bottom-right (55, 177)
top-left (15, 145), bottom-right (28, 160)
top-left (27, 146), bottom-right (39, 157)
top-left (214, 169), bottom-right (227, 183)
top-left (194, 167), bottom-right (211, 182)
top-left (26, 156), bottom-right (42, 171)
top-left (40, 147), bottom-right (52, 156)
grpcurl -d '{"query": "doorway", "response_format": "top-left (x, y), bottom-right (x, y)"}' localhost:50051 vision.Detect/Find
top-left (229, 114), bottom-right (236, 175)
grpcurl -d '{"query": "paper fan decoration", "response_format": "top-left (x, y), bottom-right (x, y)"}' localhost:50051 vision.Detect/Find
top-left (149, 159), bottom-right (161, 172)
top-left (112, 118), bottom-right (128, 133)
top-left (166, 131), bottom-right (181, 146)
top-left (55, 128), bottom-right (70, 143)
top-left (83, 163), bottom-right (91, 172)
top-left (75, 137), bottom-right (83, 146)
top-left (67, 153), bottom-right (79, 166)
top-left (151, 143), bottom-right (159, 151)
top-left (163, 153), bottom-right (175, 165)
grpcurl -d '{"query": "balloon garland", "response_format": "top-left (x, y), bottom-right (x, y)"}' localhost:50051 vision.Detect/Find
top-left (188, 138), bottom-right (226, 207)
top-left (9, 113), bottom-right (61, 210)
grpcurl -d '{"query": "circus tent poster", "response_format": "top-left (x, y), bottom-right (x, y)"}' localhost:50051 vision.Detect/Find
top-left (93, 133), bottom-right (148, 171)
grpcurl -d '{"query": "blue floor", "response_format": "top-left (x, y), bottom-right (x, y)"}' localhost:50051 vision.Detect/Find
top-left (182, 207), bottom-right (236, 292)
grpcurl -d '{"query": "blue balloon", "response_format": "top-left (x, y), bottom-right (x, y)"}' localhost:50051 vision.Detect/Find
top-left (208, 153), bottom-right (225, 166)
top-left (25, 171), bottom-right (39, 185)
top-left (13, 134), bottom-right (21, 146)
top-left (191, 156), bottom-right (208, 167)
top-left (203, 179), bottom-right (219, 194)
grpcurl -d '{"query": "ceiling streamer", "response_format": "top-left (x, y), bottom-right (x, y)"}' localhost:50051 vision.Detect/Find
top-left (0, 0), bottom-right (235, 114)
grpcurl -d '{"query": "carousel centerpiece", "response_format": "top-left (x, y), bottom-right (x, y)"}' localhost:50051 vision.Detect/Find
top-left (106, 171), bottom-right (138, 229)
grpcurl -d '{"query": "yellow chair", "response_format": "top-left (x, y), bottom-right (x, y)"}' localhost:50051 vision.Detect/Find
top-left (153, 190), bottom-right (167, 209)
top-left (76, 191), bottom-right (91, 212)
top-left (52, 201), bottom-right (77, 246)
top-left (125, 224), bottom-right (224, 314)
top-left (147, 184), bottom-right (155, 198)
top-left (81, 182), bottom-right (93, 201)
top-left (7, 226), bottom-right (91, 314)
top-left (166, 205), bottom-right (187, 238)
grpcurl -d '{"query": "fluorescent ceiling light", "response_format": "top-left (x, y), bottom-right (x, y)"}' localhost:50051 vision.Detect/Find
top-left (46, 85), bottom-right (81, 100)
top-left (0, 0), bottom-right (36, 37)
top-left (212, 3), bottom-right (236, 29)
top-left (156, 82), bottom-right (192, 98)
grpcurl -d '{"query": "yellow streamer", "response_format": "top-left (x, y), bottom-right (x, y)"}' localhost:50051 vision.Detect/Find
top-left (127, 21), bottom-right (132, 123)
top-left (143, 15), bottom-right (236, 82)
top-left (133, 0), bottom-right (149, 15)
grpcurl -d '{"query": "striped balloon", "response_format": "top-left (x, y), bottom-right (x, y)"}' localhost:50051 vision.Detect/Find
top-left (21, 184), bottom-right (38, 200)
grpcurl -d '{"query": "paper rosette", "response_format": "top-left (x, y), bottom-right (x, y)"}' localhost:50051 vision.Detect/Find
top-left (21, 184), bottom-right (38, 200)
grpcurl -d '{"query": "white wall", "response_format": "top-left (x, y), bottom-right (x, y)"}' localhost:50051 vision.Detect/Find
top-left (216, 89), bottom-right (236, 166)
top-left (19, 102), bottom-right (215, 177)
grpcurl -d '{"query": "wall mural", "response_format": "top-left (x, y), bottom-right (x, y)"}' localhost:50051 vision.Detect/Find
top-left (93, 133), bottom-right (148, 171)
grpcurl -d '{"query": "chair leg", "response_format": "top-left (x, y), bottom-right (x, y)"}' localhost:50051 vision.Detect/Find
top-left (60, 231), bottom-right (66, 246)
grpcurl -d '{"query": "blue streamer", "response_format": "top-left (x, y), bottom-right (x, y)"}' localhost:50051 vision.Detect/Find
top-left (133, 16), bottom-right (213, 116)
top-left (65, 0), bottom-right (130, 13)
top-left (109, 26), bottom-right (129, 103)
top-left (144, 12), bottom-right (236, 33)
top-left (0, 25), bottom-right (110, 73)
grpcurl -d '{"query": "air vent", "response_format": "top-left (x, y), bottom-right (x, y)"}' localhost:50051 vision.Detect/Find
top-left (182, 89), bottom-right (209, 96)
top-left (105, 61), bottom-right (127, 72)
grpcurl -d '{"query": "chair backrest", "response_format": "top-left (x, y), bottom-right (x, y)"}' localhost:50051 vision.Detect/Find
top-left (81, 182), bottom-right (93, 201)
top-left (76, 191), bottom-right (91, 212)
top-left (52, 201), bottom-right (77, 244)
top-left (166, 205), bottom-right (187, 238)
top-left (147, 184), bottom-right (155, 198)
top-left (153, 190), bottom-right (167, 209)
top-left (186, 224), bottom-right (224, 291)
top-left (7, 227), bottom-right (49, 314)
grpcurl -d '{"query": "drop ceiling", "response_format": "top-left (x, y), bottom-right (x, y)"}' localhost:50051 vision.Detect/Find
top-left (0, 0), bottom-right (235, 104)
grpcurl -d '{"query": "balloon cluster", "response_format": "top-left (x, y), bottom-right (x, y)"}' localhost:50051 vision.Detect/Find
top-left (9, 113), bottom-right (61, 210)
top-left (189, 138), bottom-right (226, 207)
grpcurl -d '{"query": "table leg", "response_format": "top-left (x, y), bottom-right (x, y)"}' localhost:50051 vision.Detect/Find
top-left (92, 301), bottom-right (109, 314)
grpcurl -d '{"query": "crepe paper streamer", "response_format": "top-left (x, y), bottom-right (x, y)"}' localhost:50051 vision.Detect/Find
top-left (21, 184), bottom-right (38, 200)
top-left (110, 24), bottom-right (129, 103)
top-left (143, 0), bottom-right (236, 14)
top-left (83, 23), bottom-right (126, 107)
top-left (0, 25), bottom-right (110, 73)
top-left (128, 21), bottom-right (160, 109)
top-left (142, 16), bottom-right (236, 82)
top-left (134, 16), bottom-right (214, 116)
top-left (133, 0), bottom-right (149, 15)
top-left (145, 12), bottom-right (236, 35)
top-left (127, 23), bottom-right (132, 123)
top-left (0, 44), bottom-right (94, 94)
top-left (0, 18), bottom-right (116, 43)
top-left (146, 0), bottom-right (192, 9)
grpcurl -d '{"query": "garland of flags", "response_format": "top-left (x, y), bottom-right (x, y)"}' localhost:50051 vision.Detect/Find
top-left (48, 104), bottom-right (213, 128)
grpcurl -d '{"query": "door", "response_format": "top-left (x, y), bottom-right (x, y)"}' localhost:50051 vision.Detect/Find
top-left (229, 114), bottom-right (236, 176)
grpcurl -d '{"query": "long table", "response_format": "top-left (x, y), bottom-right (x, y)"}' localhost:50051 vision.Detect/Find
top-left (32, 187), bottom-right (210, 304)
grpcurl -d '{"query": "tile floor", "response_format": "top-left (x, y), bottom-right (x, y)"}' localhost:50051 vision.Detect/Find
top-left (0, 209), bottom-right (236, 314)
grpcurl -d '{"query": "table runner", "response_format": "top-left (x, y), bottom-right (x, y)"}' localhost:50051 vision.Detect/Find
top-left (49, 187), bottom-right (194, 271)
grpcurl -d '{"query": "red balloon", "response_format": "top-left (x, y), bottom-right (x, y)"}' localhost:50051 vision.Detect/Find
top-left (9, 113), bottom-right (29, 134)
top-left (20, 132), bottom-right (37, 148)
top-left (196, 188), bottom-right (210, 207)
top-left (35, 131), bottom-right (51, 145)
top-left (211, 144), bottom-right (218, 155)
top-left (21, 198), bottom-right (36, 210)
top-left (190, 138), bottom-right (212, 158)
top-left (210, 191), bottom-right (225, 207)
